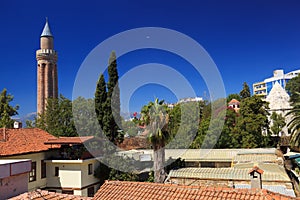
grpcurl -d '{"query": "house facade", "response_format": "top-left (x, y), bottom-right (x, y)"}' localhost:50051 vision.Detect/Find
top-left (0, 159), bottom-right (31, 199)
top-left (0, 128), bottom-right (101, 197)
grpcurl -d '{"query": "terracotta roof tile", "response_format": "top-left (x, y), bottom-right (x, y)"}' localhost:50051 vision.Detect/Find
top-left (93, 180), bottom-right (300, 200)
top-left (45, 136), bottom-right (95, 144)
top-left (9, 189), bottom-right (91, 200)
top-left (0, 128), bottom-right (58, 156)
top-left (228, 99), bottom-right (240, 104)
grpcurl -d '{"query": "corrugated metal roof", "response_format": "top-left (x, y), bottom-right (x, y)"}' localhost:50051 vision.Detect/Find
top-left (118, 148), bottom-right (277, 162)
top-left (234, 154), bottom-right (278, 163)
top-left (41, 18), bottom-right (53, 37)
top-left (235, 184), bottom-right (295, 197)
top-left (168, 167), bottom-right (291, 182)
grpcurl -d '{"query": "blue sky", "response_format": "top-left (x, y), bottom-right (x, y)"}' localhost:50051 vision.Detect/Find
top-left (1, 0), bottom-right (300, 117)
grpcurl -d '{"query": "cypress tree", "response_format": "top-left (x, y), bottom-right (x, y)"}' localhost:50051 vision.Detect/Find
top-left (95, 74), bottom-right (107, 131)
top-left (106, 51), bottom-right (122, 144)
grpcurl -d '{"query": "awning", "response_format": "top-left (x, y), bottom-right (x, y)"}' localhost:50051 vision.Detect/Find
top-left (295, 158), bottom-right (300, 167)
top-left (289, 154), bottom-right (300, 160)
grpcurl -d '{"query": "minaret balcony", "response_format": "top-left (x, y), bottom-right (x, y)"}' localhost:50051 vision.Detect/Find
top-left (36, 49), bottom-right (57, 60)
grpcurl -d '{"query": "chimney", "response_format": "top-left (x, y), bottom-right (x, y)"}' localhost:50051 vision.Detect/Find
top-left (248, 165), bottom-right (264, 189)
top-left (2, 127), bottom-right (6, 141)
top-left (13, 121), bottom-right (22, 129)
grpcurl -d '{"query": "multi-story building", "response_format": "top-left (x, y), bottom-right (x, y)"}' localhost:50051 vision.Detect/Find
top-left (253, 69), bottom-right (300, 99)
top-left (0, 128), bottom-right (101, 197)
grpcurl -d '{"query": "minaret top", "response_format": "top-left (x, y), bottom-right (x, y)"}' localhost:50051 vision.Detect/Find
top-left (41, 18), bottom-right (53, 37)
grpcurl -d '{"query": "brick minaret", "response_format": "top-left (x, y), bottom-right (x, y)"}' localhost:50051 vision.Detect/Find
top-left (36, 18), bottom-right (58, 114)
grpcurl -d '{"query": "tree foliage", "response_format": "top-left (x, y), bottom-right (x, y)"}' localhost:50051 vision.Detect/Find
top-left (285, 75), bottom-right (300, 147)
top-left (227, 93), bottom-right (241, 103)
top-left (95, 74), bottom-right (107, 131)
top-left (140, 98), bottom-right (169, 183)
top-left (270, 112), bottom-right (286, 136)
top-left (239, 82), bottom-right (251, 99)
top-left (0, 88), bottom-right (19, 128)
top-left (95, 51), bottom-right (123, 145)
top-left (286, 74), bottom-right (300, 104)
top-left (36, 94), bottom-right (77, 137)
top-left (73, 97), bottom-right (101, 136)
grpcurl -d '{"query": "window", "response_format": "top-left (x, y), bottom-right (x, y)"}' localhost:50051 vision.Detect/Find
top-left (87, 186), bottom-right (95, 197)
top-left (41, 160), bottom-right (46, 179)
top-left (29, 162), bottom-right (36, 182)
top-left (62, 190), bottom-right (74, 194)
top-left (88, 163), bottom-right (93, 175)
top-left (55, 167), bottom-right (59, 176)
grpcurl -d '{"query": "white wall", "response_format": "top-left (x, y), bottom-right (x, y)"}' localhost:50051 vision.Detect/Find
top-left (4, 151), bottom-right (58, 191)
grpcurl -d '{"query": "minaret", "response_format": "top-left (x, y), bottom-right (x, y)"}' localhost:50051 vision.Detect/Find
top-left (36, 18), bottom-right (58, 114)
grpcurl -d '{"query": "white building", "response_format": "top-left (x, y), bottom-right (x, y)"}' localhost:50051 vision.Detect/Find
top-left (253, 69), bottom-right (300, 99)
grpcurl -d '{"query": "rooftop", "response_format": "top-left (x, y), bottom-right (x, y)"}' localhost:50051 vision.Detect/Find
top-left (166, 166), bottom-right (291, 182)
top-left (44, 136), bottom-right (95, 145)
top-left (0, 128), bottom-right (58, 156)
top-left (93, 180), bottom-right (299, 200)
top-left (9, 189), bottom-right (91, 200)
top-left (122, 148), bottom-right (277, 162)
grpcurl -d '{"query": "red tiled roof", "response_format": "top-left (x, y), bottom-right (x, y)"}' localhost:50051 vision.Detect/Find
top-left (118, 136), bottom-right (149, 150)
top-left (9, 189), bottom-right (91, 200)
top-left (228, 99), bottom-right (240, 105)
top-left (93, 180), bottom-right (299, 200)
top-left (0, 128), bottom-right (58, 156)
top-left (45, 136), bottom-right (95, 145)
top-left (248, 166), bottom-right (264, 175)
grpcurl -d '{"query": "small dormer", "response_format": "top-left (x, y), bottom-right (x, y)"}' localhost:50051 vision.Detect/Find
top-left (248, 165), bottom-right (264, 189)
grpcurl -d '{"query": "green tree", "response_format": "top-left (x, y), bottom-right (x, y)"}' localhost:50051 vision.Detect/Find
top-left (286, 92), bottom-right (300, 147)
top-left (285, 75), bottom-right (300, 147)
top-left (240, 82), bottom-right (251, 99)
top-left (73, 97), bottom-right (101, 136)
top-left (286, 74), bottom-right (300, 104)
top-left (106, 51), bottom-right (123, 144)
top-left (227, 93), bottom-right (241, 103)
top-left (140, 98), bottom-right (169, 183)
top-left (0, 88), bottom-right (19, 128)
top-left (95, 74), bottom-right (107, 131)
top-left (234, 95), bottom-right (270, 148)
top-left (167, 101), bottom-right (200, 149)
top-left (36, 95), bottom-right (77, 137)
top-left (270, 112), bottom-right (286, 136)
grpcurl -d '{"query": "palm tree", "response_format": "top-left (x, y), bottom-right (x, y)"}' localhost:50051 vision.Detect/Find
top-left (140, 98), bottom-right (169, 183)
top-left (286, 92), bottom-right (300, 147)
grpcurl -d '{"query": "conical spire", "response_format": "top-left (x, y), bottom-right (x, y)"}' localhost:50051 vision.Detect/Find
top-left (41, 17), bottom-right (53, 37)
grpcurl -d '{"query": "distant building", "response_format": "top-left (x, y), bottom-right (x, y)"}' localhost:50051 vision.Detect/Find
top-left (265, 82), bottom-right (292, 136)
top-left (178, 97), bottom-right (203, 103)
top-left (252, 69), bottom-right (300, 99)
top-left (228, 99), bottom-right (240, 112)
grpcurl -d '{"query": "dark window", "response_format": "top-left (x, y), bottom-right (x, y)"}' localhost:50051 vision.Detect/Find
top-left (29, 162), bottom-right (36, 182)
top-left (55, 167), bottom-right (59, 176)
top-left (41, 160), bottom-right (46, 179)
top-left (87, 186), bottom-right (95, 197)
top-left (62, 190), bottom-right (74, 194)
top-left (88, 164), bottom-right (93, 175)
